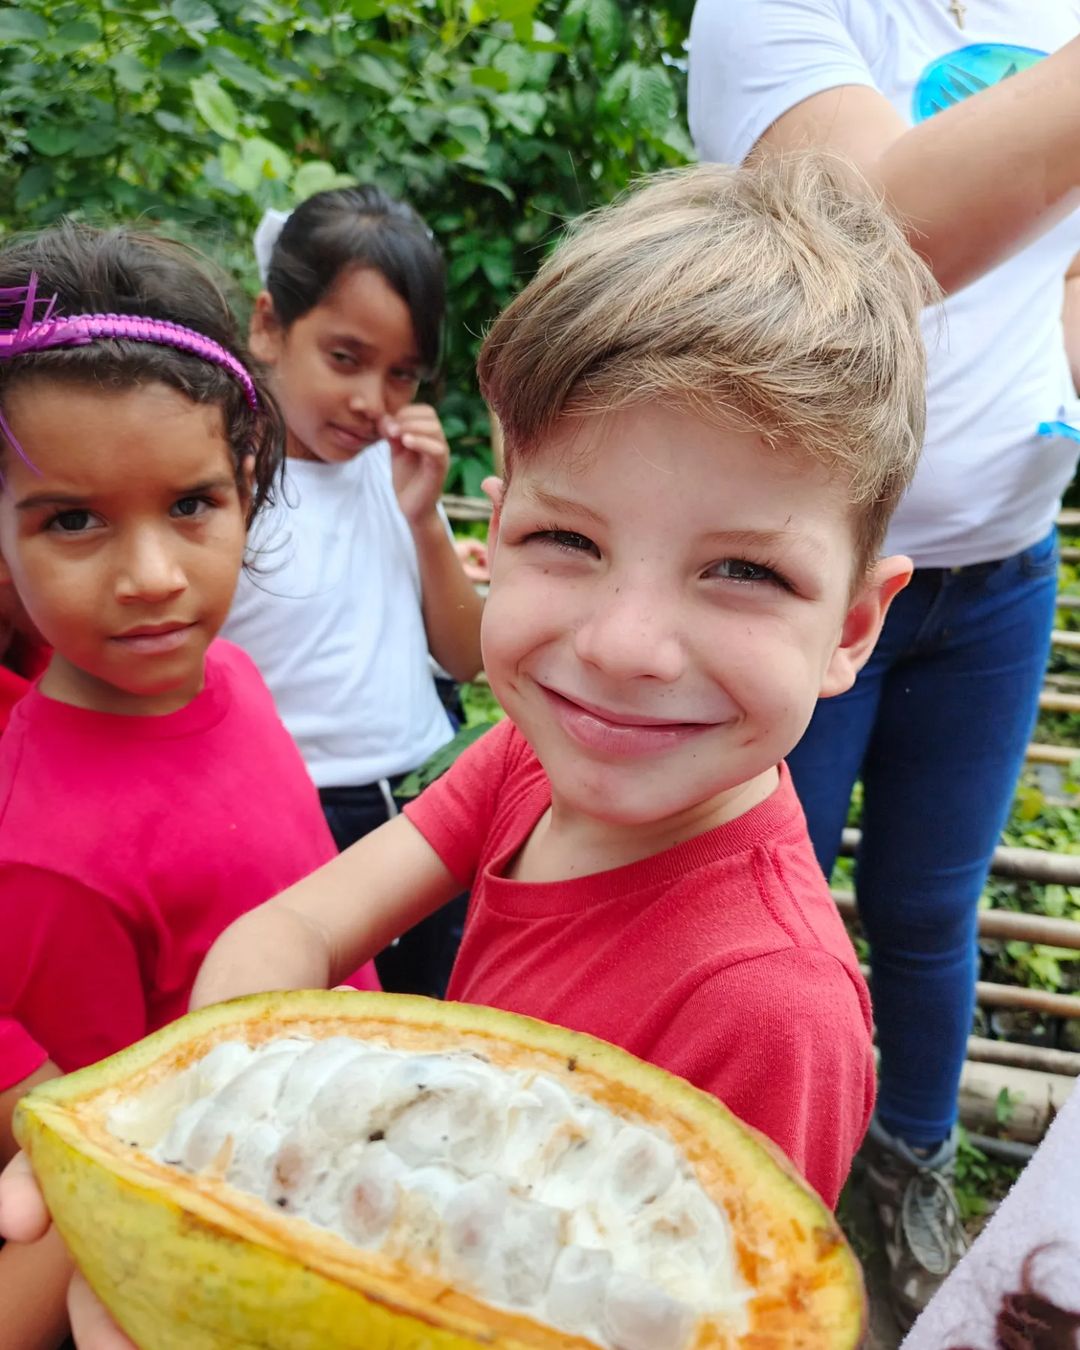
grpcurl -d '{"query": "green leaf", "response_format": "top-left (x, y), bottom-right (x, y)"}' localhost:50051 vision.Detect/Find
top-left (208, 46), bottom-right (272, 96)
top-left (109, 52), bottom-right (151, 94)
top-left (584, 0), bottom-right (622, 64)
top-left (480, 250), bottom-right (513, 288)
top-left (242, 134), bottom-right (292, 182)
top-left (629, 65), bottom-right (676, 134)
top-left (0, 9), bottom-right (49, 41)
top-left (293, 159), bottom-right (354, 199)
top-left (470, 66), bottom-right (510, 92)
top-left (170, 0), bottom-right (219, 38)
top-left (352, 53), bottom-right (401, 95)
top-left (73, 123), bottom-right (121, 158)
top-left (25, 124), bottom-right (82, 157)
top-left (46, 19), bottom-right (101, 54)
top-left (445, 104), bottom-right (491, 150)
top-left (14, 164), bottom-right (53, 210)
top-left (395, 722), bottom-right (497, 798)
top-left (493, 90), bottom-right (545, 134)
top-left (190, 73), bottom-right (239, 140)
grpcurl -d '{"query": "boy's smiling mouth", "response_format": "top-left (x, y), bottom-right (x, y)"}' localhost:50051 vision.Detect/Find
top-left (540, 685), bottom-right (718, 757)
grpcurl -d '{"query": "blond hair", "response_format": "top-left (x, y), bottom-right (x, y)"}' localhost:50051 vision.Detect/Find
top-left (477, 156), bottom-right (936, 572)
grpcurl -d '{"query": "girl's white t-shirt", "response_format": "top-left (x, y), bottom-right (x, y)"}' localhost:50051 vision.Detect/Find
top-left (689, 0), bottom-right (1080, 568)
top-left (223, 442), bottom-right (453, 788)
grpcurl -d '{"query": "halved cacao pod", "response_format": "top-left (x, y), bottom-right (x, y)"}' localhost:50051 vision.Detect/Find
top-left (15, 990), bottom-right (865, 1349)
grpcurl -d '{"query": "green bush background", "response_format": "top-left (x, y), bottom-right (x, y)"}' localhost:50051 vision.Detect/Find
top-left (0, 0), bottom-right (693, 492)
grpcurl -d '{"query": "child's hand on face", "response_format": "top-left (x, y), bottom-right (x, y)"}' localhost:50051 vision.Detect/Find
top-left (383, 404), bottom-right (451, 528)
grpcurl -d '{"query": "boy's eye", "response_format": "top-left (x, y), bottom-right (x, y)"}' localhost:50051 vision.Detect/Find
top-left (532, 529), bottom-right (600, 558)
top-left (47, 508), bottom-right (96, 534)
top-left (171, 496), bottom-right (211, 520)
top-left (706, 558), bottom-right (790, 588)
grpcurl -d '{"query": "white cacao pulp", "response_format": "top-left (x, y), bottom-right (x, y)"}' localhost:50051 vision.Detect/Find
top-left (107, 1037), bottom-right (749, 1349)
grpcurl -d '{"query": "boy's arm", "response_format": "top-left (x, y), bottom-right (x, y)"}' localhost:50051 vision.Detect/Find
top-left (191, 815), bottom-right (461, 1010)
top-left (692, 0), bottom-right (1080, 295)
top-left (650, 949), bottom-right (874, 1208)
top-left (1064, 249), bottom-right (1080, 394)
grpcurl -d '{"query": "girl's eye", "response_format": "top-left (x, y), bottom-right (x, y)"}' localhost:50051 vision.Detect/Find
top-left (532, 529), bottom-right (600, 558)
top-left (330, 350), bottom-right (358, 369)
top-left (391, 369), bottom-right (421, 387)
top-left (171, 496), bottom-right (211, 520)
top-left (47, 509), bottom-right (96, 534)
top-left (706, 558), bottom-right (790, 588)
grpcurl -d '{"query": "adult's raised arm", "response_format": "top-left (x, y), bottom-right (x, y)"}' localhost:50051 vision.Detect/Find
top-left (689, 0), bottom-right (1080, 295)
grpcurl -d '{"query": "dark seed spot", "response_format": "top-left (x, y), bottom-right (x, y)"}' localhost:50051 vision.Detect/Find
top-left (368, 1130), bottom-right (385, 1142)
top-left (275, 1197), bottom-right (288, 1208)
top-left (567, 1057), bottom-right (577, 1072)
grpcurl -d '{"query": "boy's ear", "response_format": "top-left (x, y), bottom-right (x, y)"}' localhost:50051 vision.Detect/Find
top-left (819, 555), bottom-right (911, 699)
top-left (249, 292), bottom-right (283, 366)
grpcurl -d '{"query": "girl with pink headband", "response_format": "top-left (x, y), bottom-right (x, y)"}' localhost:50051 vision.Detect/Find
top-left (0, 220), bottom-right (378, 1347)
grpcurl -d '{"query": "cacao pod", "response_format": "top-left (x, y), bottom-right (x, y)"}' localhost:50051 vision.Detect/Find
top-left (15, 990), bottom-right (865, 1348)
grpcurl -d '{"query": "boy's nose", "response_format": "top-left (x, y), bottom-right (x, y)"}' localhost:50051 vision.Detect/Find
top-left (116, 531), bottom-right (188, 604)
top-left (573, 585), bottom-right (686, 683)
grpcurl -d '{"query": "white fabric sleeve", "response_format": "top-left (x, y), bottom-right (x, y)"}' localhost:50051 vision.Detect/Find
top-left (688, 0), bottom-right (880, 167)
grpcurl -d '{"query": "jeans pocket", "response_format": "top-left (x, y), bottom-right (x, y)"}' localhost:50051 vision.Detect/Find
top-left (1018, 528), bottom-right (1059, 579)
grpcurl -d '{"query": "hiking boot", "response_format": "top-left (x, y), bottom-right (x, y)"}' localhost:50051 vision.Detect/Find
top-left (862, 1115), bottom-right (970, 1331)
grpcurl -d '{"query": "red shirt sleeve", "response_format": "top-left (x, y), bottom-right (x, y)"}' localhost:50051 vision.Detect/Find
top-left (402, 720), bottom-right (518, 887)
top-left (0, 864), bottom-right (148, 1081)
top-left (649, 948), bottom-right (875, 1208)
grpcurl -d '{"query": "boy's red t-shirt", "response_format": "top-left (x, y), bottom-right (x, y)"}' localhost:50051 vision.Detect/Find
top-left (0, 641), bottom-right (378, 1091)
top-left (404, 719), bottom-right (874, 1207)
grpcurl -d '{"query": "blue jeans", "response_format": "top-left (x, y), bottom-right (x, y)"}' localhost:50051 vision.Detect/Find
top-left (787, 530), bottom-right (1059, 1148)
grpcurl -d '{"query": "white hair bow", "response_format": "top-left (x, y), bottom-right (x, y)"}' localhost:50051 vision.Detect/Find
top-left (253, 208), bottom-right (292, 284)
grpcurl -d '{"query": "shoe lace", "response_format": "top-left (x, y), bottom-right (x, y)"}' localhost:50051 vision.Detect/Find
top-left (899, 1164), bottom-right (966, 1277)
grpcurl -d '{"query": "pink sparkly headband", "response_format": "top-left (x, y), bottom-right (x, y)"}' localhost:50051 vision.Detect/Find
top-left (0, 274), bottom-right (259, 410)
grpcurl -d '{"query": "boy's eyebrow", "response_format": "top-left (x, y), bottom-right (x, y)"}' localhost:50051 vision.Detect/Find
top-left (16, 491), bottom-right (90, 511)
top-left (521, 485), bottom-right (606, 528)
top-left (703, 526), bottom-right (829, 558)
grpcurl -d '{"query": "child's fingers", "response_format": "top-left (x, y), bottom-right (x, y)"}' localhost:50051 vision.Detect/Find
top-left (68, 1272), bottom-right (137, 1350)
top-left (398, 433), bottom-right (449, 459)
top-left (0, 1150), bottom-right (49, 1242)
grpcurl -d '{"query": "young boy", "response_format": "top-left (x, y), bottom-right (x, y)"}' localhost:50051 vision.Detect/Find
top-left (183, 156), bottom-right (932, 1212)
top-left (0, 160), bottom-right (933, 1328)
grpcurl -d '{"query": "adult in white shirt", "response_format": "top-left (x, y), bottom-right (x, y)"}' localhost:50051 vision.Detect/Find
top-left (690, 0), bottom-right (1080, 1326)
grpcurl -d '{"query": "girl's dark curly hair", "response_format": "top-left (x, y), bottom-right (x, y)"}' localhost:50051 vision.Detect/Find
top-left (0, 220), bottom-right (284, 523)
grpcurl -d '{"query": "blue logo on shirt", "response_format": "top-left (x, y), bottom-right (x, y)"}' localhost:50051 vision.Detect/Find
top-left (913, 43), bottom-right (1046, 123)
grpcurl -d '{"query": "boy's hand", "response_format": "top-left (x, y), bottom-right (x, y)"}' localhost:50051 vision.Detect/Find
top-left (384, 404), bottom-right (451, 527)
top-left (0, 1152), bottom-right (136, 1349)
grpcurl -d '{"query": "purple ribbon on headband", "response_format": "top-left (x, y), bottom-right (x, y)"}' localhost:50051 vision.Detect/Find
top-left (0, 274), bottom-right (259, 409)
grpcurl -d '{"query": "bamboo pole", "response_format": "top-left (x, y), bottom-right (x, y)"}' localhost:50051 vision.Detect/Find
top-left (839, 827), bottom-right (1080, 886)
top-left (1052, 629), bottom-right (1080, 650)
top-left (966, 1035), bottom-right (1080, 1076)
top-left (833, 889), bottom-right (1080, 949)
top-left (1026, 742), bottom-right (1079, 765)
top-left (957, 1059), bottom-right (1075, 1142)
top-left (1040, 689), bottom-right (1080, 713)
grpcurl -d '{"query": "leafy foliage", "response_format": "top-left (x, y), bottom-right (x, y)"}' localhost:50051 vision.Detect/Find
top-left (0, 0), bottom-right (692, 490)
